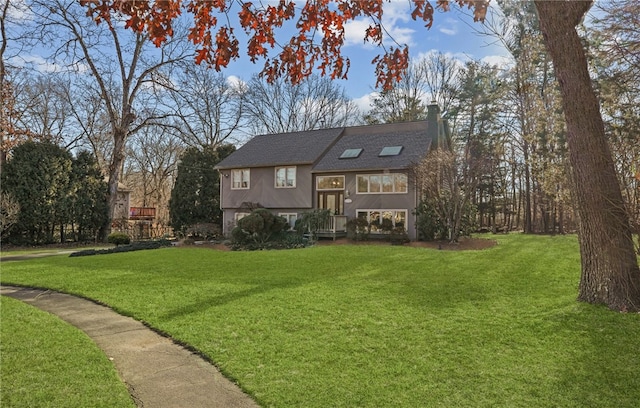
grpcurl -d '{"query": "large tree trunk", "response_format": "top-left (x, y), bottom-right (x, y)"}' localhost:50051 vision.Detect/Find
top-left (104, 129), bottom-right (128, 240)
top-left (535, 0), bottom-right (640, 311)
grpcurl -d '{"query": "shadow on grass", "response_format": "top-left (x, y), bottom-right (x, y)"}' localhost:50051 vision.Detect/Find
top-left (160, 280), bottom-right (304, 320)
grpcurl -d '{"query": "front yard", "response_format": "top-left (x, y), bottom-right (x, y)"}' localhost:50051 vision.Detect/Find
top-left (1, 234), bottom-right (639, 407)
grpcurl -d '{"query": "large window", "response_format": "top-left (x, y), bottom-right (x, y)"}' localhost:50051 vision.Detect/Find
top-left (316, 175), bottom-right (344, 190)
top-left (275, 166), bottom-right (296, 188)
top-left (279, 213), bottom-right (298, 229)
top-left (357, 173), bottom-right (407, 194)
top-left (357, 210), bottom-right (407, 232)
top-left (231, 169), bottom-right (250, 189)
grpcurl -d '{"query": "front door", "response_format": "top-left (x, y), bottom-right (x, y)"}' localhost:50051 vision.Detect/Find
top-left (318, 191), bottom-right (344, 215)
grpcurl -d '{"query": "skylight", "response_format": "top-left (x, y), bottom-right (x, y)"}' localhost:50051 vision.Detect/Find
top-left (379, 146), bottom-right (403, 156)
top-left (340, 148), bottom-right (363, 159)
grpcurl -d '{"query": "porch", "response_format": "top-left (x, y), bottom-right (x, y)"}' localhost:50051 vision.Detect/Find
top-left (314, 215), bottom-right (348, 240)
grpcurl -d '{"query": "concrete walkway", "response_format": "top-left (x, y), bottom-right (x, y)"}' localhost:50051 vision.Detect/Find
top-left (1, 285), bottom-right (260, 408)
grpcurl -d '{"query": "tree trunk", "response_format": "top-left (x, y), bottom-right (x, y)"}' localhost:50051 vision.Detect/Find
top-left (105, 129), bottom-right (128, 240)
top-left (523, 140), bottom-right (533, 233)
top-left (535, 0), bottom-right (640, 311)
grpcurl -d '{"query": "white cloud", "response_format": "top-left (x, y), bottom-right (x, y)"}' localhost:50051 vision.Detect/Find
top-left (9, 55), bottom-right (62, 73)
top-left (343, 19), bottom-right (375, 47)
top-left (9, 53), bottom-right (91, 74)
top-left (342, 0), bottom-right (416, 48)
top-left (226, 75), bottom-right (247, 90)
top-left (481, 55), bottom-right (513, 69)
top-left (353, 92), bottom-right (378, 113)
top-left (5, 0), bottom-right (32, 21)
top-left (439, 27), bottom-right (457, 36)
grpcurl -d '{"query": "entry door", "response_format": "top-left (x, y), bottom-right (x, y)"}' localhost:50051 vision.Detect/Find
top-left (318, 191), bottom-right (344, 215)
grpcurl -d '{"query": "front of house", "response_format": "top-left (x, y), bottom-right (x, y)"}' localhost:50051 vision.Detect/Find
top-left (215, 103), bottom-right (449, 241)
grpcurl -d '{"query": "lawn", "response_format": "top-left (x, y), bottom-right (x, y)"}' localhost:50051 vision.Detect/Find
top-left (1, 234), bottom-right (639, 407)
top-left (0, 297), bottom-right (135, 407)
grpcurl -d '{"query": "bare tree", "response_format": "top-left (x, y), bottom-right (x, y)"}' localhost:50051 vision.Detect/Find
top-left (419, 51), bottom-right (463, 115)
top-left (365, 61), bottom-right (429, 124)
top-left (28, 0), bottom-right (191, 236)
top-left (11, 71), bottom-right (83, 148)
top-left (413, 149), bottom-right (473, 243)
top-left (123, 125), bottom-right (183, 232)
top-left (365, 52), bottom-right (462, 124)
top-left (1, 0), bottom-right (36, 170)
top-left (164, 63), bottom-right (245, 149)
top-left (243, 74), bottom-right (360, 134)
top-left (483, 1), bottom-right (573, 234)
top-left (59, 83), bottom-right (113, 172)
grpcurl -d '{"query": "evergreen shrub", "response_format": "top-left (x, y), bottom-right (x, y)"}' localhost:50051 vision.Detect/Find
top-left (107, 232), bottom-right (130, 246)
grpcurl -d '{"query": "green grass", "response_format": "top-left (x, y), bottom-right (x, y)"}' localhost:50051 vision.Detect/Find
top-left (1, 234), bottom-right (639, 407)
top-left (0, 297), bottom-right (135, 408)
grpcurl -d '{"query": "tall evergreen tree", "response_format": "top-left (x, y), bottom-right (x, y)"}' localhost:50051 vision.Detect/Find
top-left (1, 140), bottom-right (72, 244)
top-left (70, 151), bottom-right (109, 241)
top-left (169, 144), bottom-right (235, 235)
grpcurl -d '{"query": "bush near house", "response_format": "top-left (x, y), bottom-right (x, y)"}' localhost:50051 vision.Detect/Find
top-left (107, 232), bottom-right (130, 246)
top-left (346, 217), bottom-right (370, 241)
top-left (231, 209), bottom-right (308, 250)
top-left (390, 225), bottom-right (410, 245)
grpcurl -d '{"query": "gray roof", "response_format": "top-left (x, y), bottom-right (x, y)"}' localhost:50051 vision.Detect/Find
top-left (312, 121), bottom-right (431, 172)
top-left (215, 128), bottom-right (343, 169)
top-left (216, 104), bottom-right (447, 172)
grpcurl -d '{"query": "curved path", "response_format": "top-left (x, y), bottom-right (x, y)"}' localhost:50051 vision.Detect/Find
top-left (1, 285), bottom-right (259, 408)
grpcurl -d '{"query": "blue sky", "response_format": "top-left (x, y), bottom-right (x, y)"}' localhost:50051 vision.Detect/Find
top-left (221, 2), bottom-right (512, 112)
top-left (8, 1), bottom-right (511, 114)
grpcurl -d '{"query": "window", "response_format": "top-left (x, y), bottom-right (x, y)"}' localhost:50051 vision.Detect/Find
top-left (279, 213), bottom-right (298, 229)
top-left (356, 173), bottom-right (408, 194)
top-left (379, 146), bottom-right (403, 156)
top-left (357, 210), bottom-right (407, 232)
top-left (234, 212), bottom-right (250, 225)
top-left (231, 169), bottom-right (250, 189)
top-left (340, 148), bottom-right (363, 159)
top-left (317, 175), bottom-right (344, 190)
top-left (275, 166), bottom-right (296, 188)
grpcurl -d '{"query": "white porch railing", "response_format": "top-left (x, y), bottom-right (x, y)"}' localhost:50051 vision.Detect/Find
top-left (318, 215), bottom-right (348, 233)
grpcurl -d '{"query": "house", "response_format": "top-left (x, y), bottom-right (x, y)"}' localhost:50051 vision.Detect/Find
top-left (215, 103), bottom-right (450, 240)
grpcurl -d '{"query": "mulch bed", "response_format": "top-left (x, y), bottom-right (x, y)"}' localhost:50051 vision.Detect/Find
top-left (196, 237), bottom-right (497, 252)
top-left (317, 236), bottom-right (497, 251)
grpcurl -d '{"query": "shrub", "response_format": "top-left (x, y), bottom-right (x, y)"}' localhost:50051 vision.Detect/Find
top-left (346, 217), bottom-right (370, 241)
top-left (380, 218), bottom-right (394, 233)
top-left (107, 232), bottom-right (130, 246)
top-left (69, 239), bottom-right (171, 257)
top-left (230, 209), bottom-right (311, 251)
top-left (390, 226), bottom-right (410, 245)
top-left (415, 198), bottom-right (477, 242)
top-left (233, 209), bottom-right (288, 245)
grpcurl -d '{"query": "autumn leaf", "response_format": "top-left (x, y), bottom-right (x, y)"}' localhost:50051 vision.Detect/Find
top-left (81, 0), bottom-right (489, 88)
